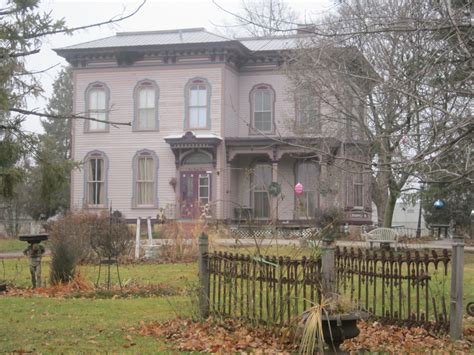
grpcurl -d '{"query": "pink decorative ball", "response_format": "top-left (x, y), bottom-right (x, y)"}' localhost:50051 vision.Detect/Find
top-left (295, 182), bottom-right (304, 196)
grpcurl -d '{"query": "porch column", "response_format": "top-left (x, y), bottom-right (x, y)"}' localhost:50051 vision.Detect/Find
top-left (319, 159), bottom-right (328, 210)
top-left (271, 161), bottom-right (278, 223)
top-left (225, 162), bottom-right (232, 220)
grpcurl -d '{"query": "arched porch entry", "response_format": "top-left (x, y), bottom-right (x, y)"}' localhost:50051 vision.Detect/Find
top-left (165, 131), bottom-right (222, 219)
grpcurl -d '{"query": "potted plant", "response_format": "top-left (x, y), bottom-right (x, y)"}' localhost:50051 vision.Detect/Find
top-left (300, 293), bottom-right (369, 353)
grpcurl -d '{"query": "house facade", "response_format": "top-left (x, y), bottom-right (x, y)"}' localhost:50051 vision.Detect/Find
top-left (55, 28), bottom-right (373, 225)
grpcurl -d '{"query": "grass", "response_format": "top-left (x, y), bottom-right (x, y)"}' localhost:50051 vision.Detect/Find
top-left (0, 238), bottom-right (27, 253)
top-left (0, 246), bottom-right (472, 352)
top-left (0, 259), bottom-right (197, 352)
top-left (0, 257), bottom-right (197, 288)
top-left (0, 296), bottom-right (190, 352)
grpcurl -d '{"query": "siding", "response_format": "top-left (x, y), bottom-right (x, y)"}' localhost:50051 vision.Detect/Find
top-left (237, 71), bottom-right (295, 137)
top-left (72, 65), bottom-right (223, 219)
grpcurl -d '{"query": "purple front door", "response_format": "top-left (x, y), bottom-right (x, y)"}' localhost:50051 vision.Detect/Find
top-left (180, 171), bottom-right (211, 219)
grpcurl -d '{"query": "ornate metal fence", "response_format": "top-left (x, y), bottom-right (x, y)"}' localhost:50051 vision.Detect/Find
top-left (335, 247), bottom-right (451, 332)
top-left (207, 251), bottom-right (322, 325)
top-left (198, 235), bottom-right (455, 334)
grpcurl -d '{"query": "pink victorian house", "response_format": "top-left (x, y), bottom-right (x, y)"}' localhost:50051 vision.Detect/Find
top-left (55, 28), bottom-right (373, 225)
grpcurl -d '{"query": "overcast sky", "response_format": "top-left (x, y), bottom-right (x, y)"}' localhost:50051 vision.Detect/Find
top-left (25, 0), bottom-right (334, 133)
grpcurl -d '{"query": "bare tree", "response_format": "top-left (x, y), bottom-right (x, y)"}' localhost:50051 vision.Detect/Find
top-left (222, 0), bottom-right (472, 226)
top-left (214, 0), bottom-right (299, 37)
top-left (0, 0), bottom-right (144, 199)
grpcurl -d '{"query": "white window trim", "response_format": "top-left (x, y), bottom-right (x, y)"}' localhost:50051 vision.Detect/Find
top-left (133, 79), bottom-right (160, 131)
top-left (84, 82), bottom-right (110, 133)
top-left (83, 150), bottom-right (109, 208)
top-left (131, 149), bottom-right (159, 209)
top-left (249, 84), bottom-right (276, 135)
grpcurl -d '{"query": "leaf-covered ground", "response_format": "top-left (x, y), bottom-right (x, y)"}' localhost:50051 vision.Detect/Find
top-left (137, 318), bottom-right (473, 354)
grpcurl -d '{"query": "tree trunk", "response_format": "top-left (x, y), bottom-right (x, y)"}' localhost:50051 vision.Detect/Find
top-left (371, 172), bottom-right (389, 226)
top-left (383, 193), bottom-right (398, 228)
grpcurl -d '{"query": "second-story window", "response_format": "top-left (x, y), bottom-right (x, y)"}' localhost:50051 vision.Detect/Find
top-left (86, 82), bottom-right (109, 132)
top-left (186, 78), bottom-right (210, 129)
top-left (251, 84), bottom-right (274, 133)
top-left (134, 80), bottom-right (159, 131)
top-left (297, 95), bottom-right (320, 129)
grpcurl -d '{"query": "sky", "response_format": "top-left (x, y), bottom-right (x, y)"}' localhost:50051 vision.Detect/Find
top-left (24, 0), bottom-right (334, 133)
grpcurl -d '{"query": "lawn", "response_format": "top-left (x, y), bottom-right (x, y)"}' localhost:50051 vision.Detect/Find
top-left (0, 296), bottom-right (190, 352)
top-left (0, 259), bottom-right (197, 352)
top-left (0, 247), bottom-right (472, 352)
top-left (0, 238), bottom-right (27, 253)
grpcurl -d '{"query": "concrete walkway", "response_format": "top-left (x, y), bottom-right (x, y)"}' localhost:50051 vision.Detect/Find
top-left (1, 239), bottom-right (472, 259)
top-left (216, 238), bottom-right (474, 252)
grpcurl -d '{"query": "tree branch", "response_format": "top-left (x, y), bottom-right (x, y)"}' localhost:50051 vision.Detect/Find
top-left (9, 108), bottom-right (131, 127)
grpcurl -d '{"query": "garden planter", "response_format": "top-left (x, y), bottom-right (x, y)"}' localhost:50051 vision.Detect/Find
top-left (321, 311), bottom-right (369, 351)
top-left (302, 310), bottom-right (369, 352)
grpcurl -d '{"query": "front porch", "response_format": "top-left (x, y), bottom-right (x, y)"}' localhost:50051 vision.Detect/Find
top-left (224, 137), bottom-right (372, 225)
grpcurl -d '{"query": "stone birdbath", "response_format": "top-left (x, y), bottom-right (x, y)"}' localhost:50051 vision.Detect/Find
top-left (19, 234), bottom-right (48, 288)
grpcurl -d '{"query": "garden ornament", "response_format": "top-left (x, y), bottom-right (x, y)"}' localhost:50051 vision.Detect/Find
top-left (434, 199), bottom-right (445, 209)
top-left (23, 242), bottom-right (46, 288)
top-left (295, 182), bottom-right (304, 196)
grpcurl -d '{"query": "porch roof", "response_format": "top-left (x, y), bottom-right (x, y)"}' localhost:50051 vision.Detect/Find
top-left (224, 136), bottom-right (341, 148)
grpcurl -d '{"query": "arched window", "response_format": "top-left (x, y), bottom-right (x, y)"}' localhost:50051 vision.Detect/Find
top-left (295, 161), bottom-right (320, 218)
top-left (251, 162), bottom-right (272, 219)
top-left (250, 84), bottom-right (275, 134)
top-left (185, 77), bottom-right (211, 129)
top-left (296, 95), bottom-right (321, 129)
top-left (83, 151), bottom-right (108, 207)
top-left (132, 150), bottom-right (159, 207)
top-left (85, 82), bottom-right (110, 132)
top-left (133, 79), bottom-right (159, 131)
top-left (182, 151), bottom-right (212, 166)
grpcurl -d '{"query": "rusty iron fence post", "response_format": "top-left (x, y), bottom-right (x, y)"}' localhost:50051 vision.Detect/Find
top-left (321, 239), bottom-right (336, 295)
top-left (198, 233), bottom-right (210, 318)
top-left (450, 238), bottom-right (464, 340)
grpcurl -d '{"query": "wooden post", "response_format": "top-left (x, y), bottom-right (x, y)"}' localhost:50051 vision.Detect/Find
top-left (135, 217), bottom-right (141, 259)
top-left (147, 217), bottom-right (153, 244)
top-left (321, 239), bottom-right (336, 295)
top-left (198, 233), bottom-right (210, 318)
top-left (450, 238), bottom-right (464, 340)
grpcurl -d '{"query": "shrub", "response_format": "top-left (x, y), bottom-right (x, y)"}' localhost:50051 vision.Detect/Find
top-left (49, 212), bottom-right (89, 284)
top-left (48, 210), bottom-right (133, 284)
top-left (159, 222), bottom-right (201, 262)
top-left (89, 212), bottom-right (133, 260)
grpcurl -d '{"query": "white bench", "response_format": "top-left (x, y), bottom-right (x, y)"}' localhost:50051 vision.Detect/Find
top-left (363, 228), bottom-right (399, 251)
